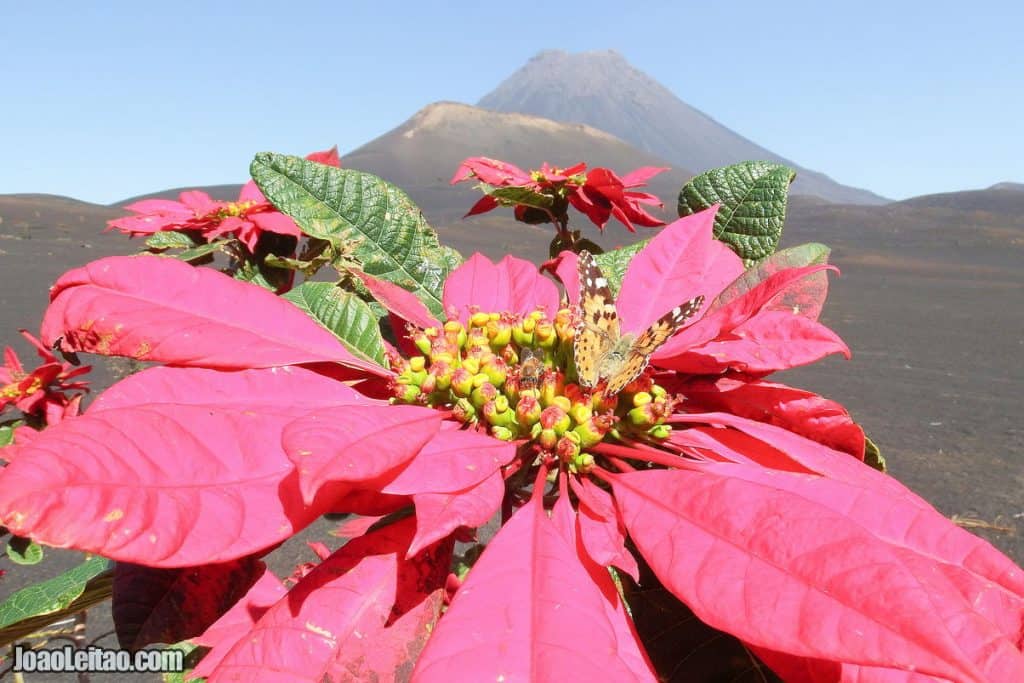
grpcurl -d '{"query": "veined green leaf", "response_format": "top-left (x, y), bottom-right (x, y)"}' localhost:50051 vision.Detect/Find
top-left (145, 231), bottom-right (197, 250)
top-left (594, 241), bottom-right (647, 296)
top-left (251, 153), bottom-right (461, 318)
top-left (481, 183), bottom-right (555, 211)
top-left (284, 282), bottom-right (387, 366)
top-left (678, 161), bottom-right (796, 263)
top-left (173, 239), bottom-right (230, 262)
top-left (0, 556), bottom-right (112, 638)
top-left (6, 537), bottom-right (44, 565)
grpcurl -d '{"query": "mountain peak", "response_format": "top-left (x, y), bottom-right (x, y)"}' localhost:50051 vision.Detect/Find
top-left (988, 181), bottom-right (1024, 192)
top-left (479, 50), bottom-right (887, 205)
top-left (529, 48), bottom-right (626, 63)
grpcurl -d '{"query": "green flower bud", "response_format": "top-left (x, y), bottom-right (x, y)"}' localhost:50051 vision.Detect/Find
top-left (632, 391), bottom-right (653, 407)
top-left (573, 416), bottom-right (609, 449)
top-left (490, 425), bottom-right (515, 441)
top-left (512, 323), bottom-right (534, 347)
top-left (444, 320), bottom-right (467, 349)
top-left (430, 360), bottom-right (453, 392)
top-left (481, 357), bottom-right (508, 387)
top-left (537, 427), bottom-right (559, 450)
top-left (539, 371), bottom-right (566, 406)
top-left (568, 402), bottom-right (592, 425)
top-left (626, 403), bottom-right (656, 426)
top-left (515, 394), bottom-right (542, 426)
top-left (453, 397), bottom-right (476, 422)
top-left (548, 395), bottom-right (572, 413)
top-left (396, 383), bottom-right (421, 404)
top-left (539, 405), bottom-right (571, 435)
top-left (487, 318), bottom-right (513, 349)
top-left (571, 452), bottom-right (595, 474)
top-left (450, 367), bottom-right (474, 397)
top-left (470, 380), bottom-right (497, 410)
top-left (413, 332), bottom-right (432, 356)
top-left (647, 424), bottom-right (672, 440)
top-left (535, 319), bottom-right (557, 349)
top-left (483, 396), bottom-right (515, 429)
top-left (554, 308), bottom-right (575, 343)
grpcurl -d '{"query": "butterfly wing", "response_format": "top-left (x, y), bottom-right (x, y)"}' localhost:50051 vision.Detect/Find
top-left (604, 295), bottom-right (704, 395)
top-left (574, 251), bottom-right (620, 388)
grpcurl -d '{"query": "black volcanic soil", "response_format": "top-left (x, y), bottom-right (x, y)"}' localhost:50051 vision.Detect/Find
top-left (0, 188), bottom-right (1021, 679)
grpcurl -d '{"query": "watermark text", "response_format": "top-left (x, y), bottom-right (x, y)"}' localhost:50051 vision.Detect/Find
top-left (13, 645), bottom-right (184, 674)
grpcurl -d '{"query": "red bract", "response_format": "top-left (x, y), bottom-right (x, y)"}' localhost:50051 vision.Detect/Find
top-left (568, 166), bottom-right (665, 231)
top-left (451, 156), bottom-right (667, 232)
top-left (0, 330), bottom-right (89, 424)
top-left (107, 147), bottom-right (340, 251)
top-left (0, 208), bottom-right (1021, 681)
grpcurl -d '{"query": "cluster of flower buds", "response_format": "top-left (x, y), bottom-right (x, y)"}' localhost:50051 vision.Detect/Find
top-left (391, 308), bottom-right (678, 472)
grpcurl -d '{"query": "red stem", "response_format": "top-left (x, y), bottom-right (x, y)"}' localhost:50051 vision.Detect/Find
top-left (592, 441), bottom-right (683, 469)
top-left (600, 456), bottom-right (635, 472)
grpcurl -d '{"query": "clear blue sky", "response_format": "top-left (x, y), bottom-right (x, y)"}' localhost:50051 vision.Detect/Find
top-left (2, 1), bottom-right (1020, 204)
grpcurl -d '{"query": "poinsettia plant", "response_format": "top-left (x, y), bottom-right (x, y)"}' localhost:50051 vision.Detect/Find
top-left (0, 330), bottom-right (91, 575)
top-left (452, 156), bottom-right (666, 254)
top-left (1, 330), bottom-right (90, 430)
top-left (107, 147), bottom-right (343, 293)
top-left (0, 152), bottom-right (1021, 683)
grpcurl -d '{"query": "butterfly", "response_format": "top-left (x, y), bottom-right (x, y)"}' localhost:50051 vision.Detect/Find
top-left (573, 250), bottom-right (704, 395)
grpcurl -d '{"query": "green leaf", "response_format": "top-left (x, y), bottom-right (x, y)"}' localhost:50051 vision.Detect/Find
top-left (174, 239), bottom-right (230, 262)
top-left (233, 259), bottom-right (292, 293)
top-left (864, 436), bottom-right (886, 472)
top-left (0, 424), bottom-right (14, 448)
top-left (594, 241), bottom-right (647, 296)
top-left (264, 253), bottom-right (318, 272)
top-left (480, 183), bottom-right (555, 211)
top-left (6, 537), bottom-right (44, 565)
top-left (0, 556), bottom-right (111, 630)
top-left (264, 238), bottom-right (334, 276)
top-left (161, 641), bottom-right (204, 683)
top-left (677, 161), bottom-right (796, 262)
top-left (145, 231), bottom-right (197, 250)
top-left (251, 153), bottom-right (461, 318)
top-left (284, 282), bottom-right (387, 366)
top-left (436, 245), bottom-right (462, 280)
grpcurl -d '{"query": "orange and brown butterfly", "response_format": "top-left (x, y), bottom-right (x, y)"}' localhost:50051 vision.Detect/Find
top-left (573, 250), bottom-right (704, 395)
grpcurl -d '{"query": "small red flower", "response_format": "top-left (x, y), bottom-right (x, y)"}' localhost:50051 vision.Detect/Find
top-left (107, 147), bottom-right (341, 251)
top-left (568, 166), bottom-right (666, 231)
top-left (0, 330), bottom-right (90, 424)
top-left (451, 156), bottom-right (667, 232)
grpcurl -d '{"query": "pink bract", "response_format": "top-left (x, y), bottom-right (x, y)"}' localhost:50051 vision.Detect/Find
top-left (106, 147), bottom-right (340, 251)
